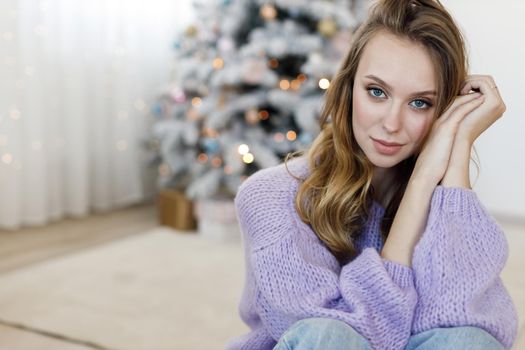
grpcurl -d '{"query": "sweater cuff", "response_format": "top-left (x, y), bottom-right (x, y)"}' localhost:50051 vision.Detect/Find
top-left (382, 258), bottom-right (414, 289)
top-left (432, 185), bottom-right (489, 217)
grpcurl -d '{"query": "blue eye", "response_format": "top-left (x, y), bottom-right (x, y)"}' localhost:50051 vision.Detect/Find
top-left (410, 99), bottom-right (431, 109)
top-left (368, 87), bottom-right (386, 98)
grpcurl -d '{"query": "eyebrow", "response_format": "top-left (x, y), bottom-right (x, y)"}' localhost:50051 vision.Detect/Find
top-left (364, 74), bottom-right (437, 96)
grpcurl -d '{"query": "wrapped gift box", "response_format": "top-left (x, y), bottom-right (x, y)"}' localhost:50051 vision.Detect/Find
top-left (157, 189), bottom-right (197, 231)
top-left (194, 197), bottom-right (242, 242)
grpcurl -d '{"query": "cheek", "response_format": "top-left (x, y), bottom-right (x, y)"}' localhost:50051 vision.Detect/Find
top-left (352, 89), bottom-right (375, 130)
top-left (407, 115), bottom-right (434, 143)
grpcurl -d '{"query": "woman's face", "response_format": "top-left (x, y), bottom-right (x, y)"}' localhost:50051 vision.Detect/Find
top-left (352, 31), bottom-right (437, 170)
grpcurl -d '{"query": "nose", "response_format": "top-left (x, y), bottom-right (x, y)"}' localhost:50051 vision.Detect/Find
top-left (382, 102), bottom-right (403, 133)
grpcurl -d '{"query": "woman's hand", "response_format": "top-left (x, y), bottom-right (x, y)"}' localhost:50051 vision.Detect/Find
top-left (456, 74), bottom-right (506, 144)
top-left (411, 91), bottom-right (485, 187)
top-left (439, 75), bottom-right (506, 188)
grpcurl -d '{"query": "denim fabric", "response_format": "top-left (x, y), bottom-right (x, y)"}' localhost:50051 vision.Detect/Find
top-left (273, 318), bottom-right (505, 350)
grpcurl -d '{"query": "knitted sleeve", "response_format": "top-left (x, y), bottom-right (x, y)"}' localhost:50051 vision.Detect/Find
top-left (411, 185), bottom-right (518, 349)
top-left (230, 166), bottom-right (418, 350)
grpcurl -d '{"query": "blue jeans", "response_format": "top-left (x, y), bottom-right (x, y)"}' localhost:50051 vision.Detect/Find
top-left (273, 318), bottom-right (504, 350)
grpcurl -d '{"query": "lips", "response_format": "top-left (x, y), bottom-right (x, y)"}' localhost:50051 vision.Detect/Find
top-left (371, 137), bottom-right (404, 147)
top-left (371, 137), bottom-right (404, 156)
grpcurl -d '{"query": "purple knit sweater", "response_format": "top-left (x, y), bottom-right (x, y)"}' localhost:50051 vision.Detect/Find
top-left (225, 156), bottom-right (517, 350)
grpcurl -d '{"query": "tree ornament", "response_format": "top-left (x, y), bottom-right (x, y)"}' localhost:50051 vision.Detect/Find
top-left (185, 25), bottom-right (198, 37)
top-left (171, 88), bottom-right (186, 103)
top-left (318, 17), bottom-right (337, 38)
top-left (202, 137), bottom-right (221, 154)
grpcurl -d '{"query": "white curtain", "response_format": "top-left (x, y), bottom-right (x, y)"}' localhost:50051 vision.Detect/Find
top-left (0, 0), bottom-right (184, 230)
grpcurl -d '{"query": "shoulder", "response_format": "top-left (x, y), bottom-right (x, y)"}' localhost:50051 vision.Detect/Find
top-left (235, 157), bottom-right (308, 203)
top-left (234, 155), bottom-right (310, 250)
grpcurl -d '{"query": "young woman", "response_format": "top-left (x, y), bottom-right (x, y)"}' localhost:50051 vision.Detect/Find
top-left (226, 0), bottom-right (518, 349)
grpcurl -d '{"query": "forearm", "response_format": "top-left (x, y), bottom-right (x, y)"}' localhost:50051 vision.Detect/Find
top-left (381, 177), bottom-right (435, 266)
top-left (440, 137), bottom-right (472, 189)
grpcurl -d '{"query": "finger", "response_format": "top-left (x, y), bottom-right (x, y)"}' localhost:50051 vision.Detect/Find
top-left (460, 77), bottom-right (496, 96)
top-left (438, 92), bottom-right (482, 121)
top-left (445, 95), bottom-right (485, 128)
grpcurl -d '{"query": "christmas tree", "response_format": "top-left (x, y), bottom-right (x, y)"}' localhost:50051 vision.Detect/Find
top-left (148, 0), bottom-right (369, 200)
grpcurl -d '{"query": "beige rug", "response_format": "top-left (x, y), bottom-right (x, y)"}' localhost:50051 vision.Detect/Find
top-left (0, 228), bottom-right (249, 350)
top-left (0, 224), bottom-right (523, 349)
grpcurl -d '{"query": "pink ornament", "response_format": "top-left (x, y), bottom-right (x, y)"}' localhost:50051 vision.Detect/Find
top-left (172, 88), bottom-right (187, 103)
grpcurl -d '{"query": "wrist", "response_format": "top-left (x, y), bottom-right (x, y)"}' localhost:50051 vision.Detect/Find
top-left (455, 129), bottom-right (475, 147)
top-left (410, 165), bottom-right (441, 189)
top-left (441, 138), bottom-right (472, 189)
top-left (407, 174), bottom-right (436, 193)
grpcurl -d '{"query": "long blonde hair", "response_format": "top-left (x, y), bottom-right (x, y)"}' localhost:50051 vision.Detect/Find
top-left (286, 0), bottom-right (469, 264)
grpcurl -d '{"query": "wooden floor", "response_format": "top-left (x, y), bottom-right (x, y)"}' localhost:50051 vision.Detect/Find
top-left (0, 202), bottom-right (158, 274)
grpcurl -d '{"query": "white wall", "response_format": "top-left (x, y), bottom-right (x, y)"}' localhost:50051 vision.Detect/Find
top-left (440, 0), bottom-right (525, 219)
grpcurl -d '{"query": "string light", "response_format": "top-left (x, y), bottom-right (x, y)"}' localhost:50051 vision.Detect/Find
top-left (197, 153), bottom-right (208, 163)
top-left (224, 165), bottom-right (233, 175)
top-left (260, 4), bottom-right (277, 20)
top-left (244, 108), bottom-right (259, 124)
top-left (211, 156), bottom-right (222, 167)
top-left (191, 97), bottom-right (202, 107)
top-left (319, 78), bottom-right (330, 89)
top-left (1, 153), bottom-right (13, 164)
top-left (212, 57), bottom-right (224, 69)
top-left (268, 58), bottom-right (279, 69)
top-left (286, 130), bottom-right (297, 141)
top-left (258, 110), bottom-right (269, 120)
top-left (279, 79), bottom-right (290, 90)
top-left (238, 144), bottom-right (249, 155)
top-left (290, 79), bottom-right (301, 90)
top-left (242, 153), bottom-right (254, 164)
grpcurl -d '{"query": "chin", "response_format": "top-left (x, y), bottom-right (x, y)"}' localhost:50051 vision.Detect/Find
top-left (364, 149), bottom-right (408, 169)
top-left (368, 156), bottom-right (402, 169)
